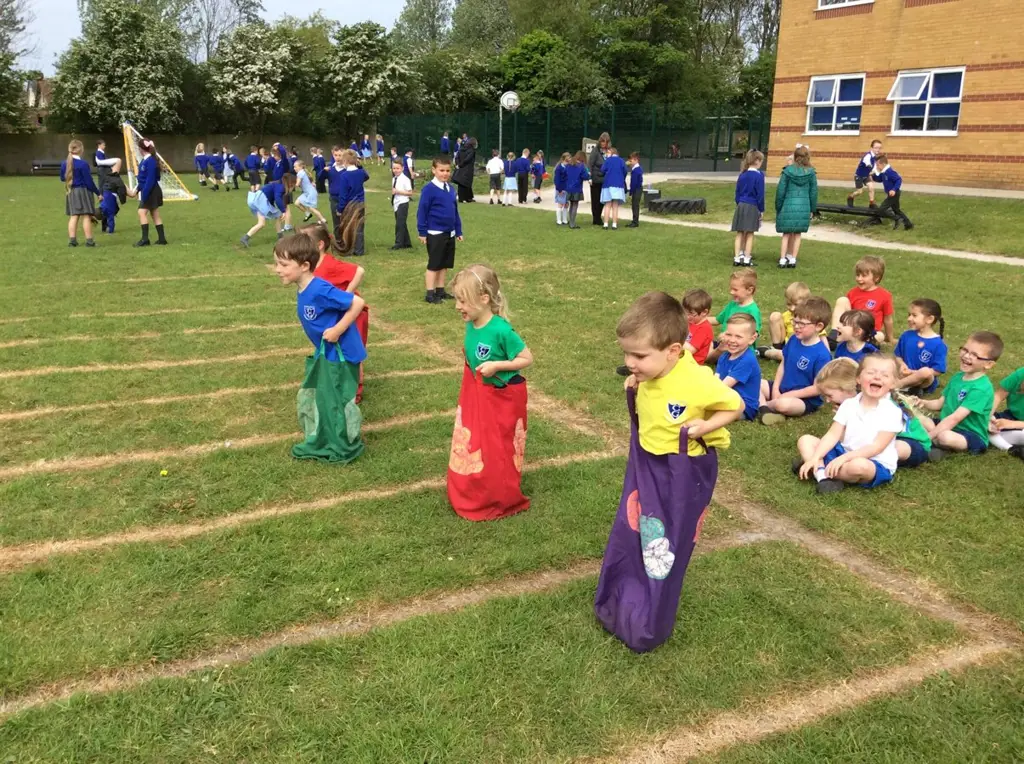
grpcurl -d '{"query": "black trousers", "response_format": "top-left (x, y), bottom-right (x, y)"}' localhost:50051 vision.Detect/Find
top-left (878, 190), bottom-right (912, 226)
top-left (329, 194), bottom-right (340, 233)
top-left (394, 203), bottom-right (412, 248)
top-left (591, 182), bottom-right (604, 224)
top-left (457, 182), bottom-right (474, 203)
top-left (631, 191), bottom-right (641, 223)
top-left (516, 173), bottom-right (528, 203)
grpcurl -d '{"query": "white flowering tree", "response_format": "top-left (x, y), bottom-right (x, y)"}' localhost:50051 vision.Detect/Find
top-left (49, 0), bottom-right (187, 132)
top-left (329, 23), bottom-right (416, 131)
top-left (210, 22), bottom-right (291, 137)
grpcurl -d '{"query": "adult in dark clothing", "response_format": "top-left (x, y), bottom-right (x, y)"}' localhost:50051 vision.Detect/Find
top-left (453, 138), bottom-right (477, 203)
top-left (588, 132), bottom-right (611, 225)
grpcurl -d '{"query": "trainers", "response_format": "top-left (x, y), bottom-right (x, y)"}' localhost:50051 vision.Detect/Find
top-left (155, 239), bottom-right (168, 245)
top-left (904, 222), bottom-right (914, 231)
top-left (756, 346), bottom-right (772, 359)
top-left (425, 292), bottom-right (438, 304)
top-left (758, 405), bottom-right (786, 426)
top-left (133, 240), bottom-right (150, 247)
top-left (868, 201), bottom-right (878, 208)
top-left (240, 236), bottom-right (250, 248)
top-left (791, 458), bottom-right (804, 476)
top-left (84, 240), bottom-right (96, 247)
top-left (742, 255), bottom-right (754, 267)
top-left (928, 447), bottom-right (947, 463)
top-left (438, 290), bottom-right (454, 301)
top-left (816, 478), bottom-right (845, 494)
top-left (616, 365), bottom-right (630, 377)
top-left (68, 239), bottom-right (78, 247)
top-left (626, 221), bottom-right (639, 228)
top-left (1008, 445), bottom-right (1024, 460)
top-left (303, 213), bottom-right (312, 222)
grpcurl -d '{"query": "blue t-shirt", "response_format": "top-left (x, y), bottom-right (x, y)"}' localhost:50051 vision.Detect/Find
top-left (296, 277), bottom-right (367, 364)
top-left (835, 342), bottom-right (878, 365)
top-left (780, 335), bottom-right (832, 407)
top-left (715, 348), bottom-right (761, 420)
top-left (895, 331), bottom-right (947, 392)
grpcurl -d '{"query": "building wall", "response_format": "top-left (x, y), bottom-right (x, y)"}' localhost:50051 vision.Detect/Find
top-left (770, 0), bottom-right (1024, 189)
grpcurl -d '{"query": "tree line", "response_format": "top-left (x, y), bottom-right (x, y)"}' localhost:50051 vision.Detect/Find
top-left (0, 0), bottom-right (779, 136)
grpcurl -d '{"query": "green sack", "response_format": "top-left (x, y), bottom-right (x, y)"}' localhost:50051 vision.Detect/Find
top-left (291, 340), bottom-right (365, 463)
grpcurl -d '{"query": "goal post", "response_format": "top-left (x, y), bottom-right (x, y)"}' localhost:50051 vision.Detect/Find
top-left (121, 122), bottom-right (198, 201)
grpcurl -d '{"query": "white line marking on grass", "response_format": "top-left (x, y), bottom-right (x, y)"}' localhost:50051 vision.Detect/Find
top-left (0, 324), bottom-right (300, 349)
top-left (0, 449), bottom-right (618, 574)
top-left (70, 303), bottom-right (291, 320)
top-left (0, 273), bottom-right (264, 293)
top-left (592, 640), bottom-right (1014, 764)
top-left (0, 367), bottom-right (456, 423)
top-left (0, 409), bottom-right (456, 481)
top-left (0, 528), bottom-right (756, 721)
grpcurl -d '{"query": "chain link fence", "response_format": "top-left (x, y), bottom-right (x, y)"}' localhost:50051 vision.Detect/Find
top-left (380, 104), bottom-right (771, 174)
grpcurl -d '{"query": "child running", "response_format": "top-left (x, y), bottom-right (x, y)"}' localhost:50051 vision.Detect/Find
top-left (241, 173), bottom-right (296, 246)
top-left (600, 147), bottom-right (627, 229)
top-left (293, 159), bottom-right (327, 225)
top-left (796, 354), bottom-right (904, 493)
top-left (731, 150), bottom-right (765, 266)
top-left (894, 299), bottom-right (947, 393)
top-left (553, 152), bottom-right (570, 225)
top-left (760, 296), bottom-right (833, 425)
top-left (194, 143), bottom-right (209, 187)
top-left (872, 154), bottom-right (914, 230)
top-left (60, 139), bottom-right (100, 247)
top-left (448, 264), bottom-right (533, 521)
top-left (417, 155), bottom-right (463, 304)
top-left (990, 366), bottom-right (1024, 457)
top-left (847, 139), bottom-right (882, 209)
top-left (563, 152), bottom-right (590, 229)
top-left (595, 291), bottom-right (742, 652)
top-left (246, 146), bottom-right (262, 190)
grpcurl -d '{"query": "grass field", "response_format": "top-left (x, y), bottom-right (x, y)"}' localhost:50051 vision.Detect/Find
top-left (1, 171), bottom-right (1022, 762)
top-left (653, 180), bottom-right (1024, 257)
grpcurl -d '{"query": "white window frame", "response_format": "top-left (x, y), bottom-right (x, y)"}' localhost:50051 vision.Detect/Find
top-left (804, 73), bottom-right (865, 136)
top-left (817, 0), bottom-right (874, 9)
top-left (888, 66), bottom-right (965, 137)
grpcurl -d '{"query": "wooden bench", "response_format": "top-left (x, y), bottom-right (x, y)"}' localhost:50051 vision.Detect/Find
top-left (31, 159), bottom-right (64, 176)
top-left (647, 197), bottom-right (707, 215)
top-left (815, 203), bottom-right (895, 227)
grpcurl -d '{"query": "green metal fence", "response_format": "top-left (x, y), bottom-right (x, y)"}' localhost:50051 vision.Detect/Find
top-left (380, 104), bottom-right (771, 174)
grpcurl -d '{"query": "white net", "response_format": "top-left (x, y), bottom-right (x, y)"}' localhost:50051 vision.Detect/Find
top-left (122, 123), bottom-right (198, 201)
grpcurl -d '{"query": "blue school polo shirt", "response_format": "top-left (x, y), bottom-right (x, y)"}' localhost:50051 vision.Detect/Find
top-left (715, 348), bottom-right (761, 420)
top-left (780, 336), bottom-right (832, 408)
top-left (297, 277), bottom-right (367, 364)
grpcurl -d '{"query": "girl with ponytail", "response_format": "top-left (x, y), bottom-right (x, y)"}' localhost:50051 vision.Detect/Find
top-left (60, 139), bottom-right (100, 247)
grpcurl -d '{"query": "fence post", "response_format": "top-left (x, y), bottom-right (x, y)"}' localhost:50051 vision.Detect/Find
top-left (712, 109), bottom-right (722, 172)
top-left (513, 111), bottom-right (518, 152)
top-left (545, 108), bottom-right (551, 159)
top-left (649, 104), bottom-right (656, 174)
top-left (726, 117), bottom-right (735, 167)
top-left (583, 107), bottom-right (589, 143)
top-left (610, 104), bottom-right (616, 144)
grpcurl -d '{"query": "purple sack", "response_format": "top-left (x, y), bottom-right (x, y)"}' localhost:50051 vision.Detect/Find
top-left (594, 387), bottom-right (719, 653)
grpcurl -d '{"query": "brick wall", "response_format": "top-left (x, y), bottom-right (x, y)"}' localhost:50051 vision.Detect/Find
top-left (771, 0), bottom-right (1024, 189)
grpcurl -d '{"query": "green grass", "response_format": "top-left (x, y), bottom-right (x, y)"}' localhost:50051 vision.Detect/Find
top-left (0, 173), bottom-right (1020, 758)
top-left (653, 180), bottom-right (1024, 257)
top-left (0, 544), bottom-right (958, 762)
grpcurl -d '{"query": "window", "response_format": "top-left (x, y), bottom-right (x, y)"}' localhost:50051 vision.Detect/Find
top-left (817, 0), bottom-right (874, 8)
top-left (887, 67), bottom-right (964, 135)
top-left (805, 74), bottom-right (864, 134)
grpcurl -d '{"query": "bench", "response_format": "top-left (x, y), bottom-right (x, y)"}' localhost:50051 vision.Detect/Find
top-left (815, 203), bottom-right (895, 227)
top-left (647, 197), bottom-right (707, 215)
top-left (32, 159), bottom-right (64, 176)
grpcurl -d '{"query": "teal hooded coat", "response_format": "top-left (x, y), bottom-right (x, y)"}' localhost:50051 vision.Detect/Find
top-left (774, 165), bottom-right (818, 234)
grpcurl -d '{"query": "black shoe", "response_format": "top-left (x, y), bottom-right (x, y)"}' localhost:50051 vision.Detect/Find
top-left (816, 478), bottom-right (845, 494)
top-left (756, 345), bottom-right (772, 359)
top-left (425, 292), bottom-right (438, 304)
top-left (84, 239), bottom-right (96, 247)
top-left (68, 239), bottom-right (78, 247)
top-left (893, 219), bottom-right (901, 230)
top-left (903, 222), bottom-right (914, 231)
top-left (846, 196), bottom-right (855, 208)
top-left (616, 365), bottom-right (629, 377)
top-left (155, 239), bottom-right (168, 245)
top-left (928, 447), bottom-right (947, 463)
top-left (791, 458), bottom-right (804, 476)
top-left (133, 240), bottom-right (150, 247)
top-left (868, 201), bottom-right (878, 209)
top-left (389, 245), bottom-right (401, 251)
top-left (303, 213), bottom-right (313, 222)
top-left (490, 200), bottom-right (494, 205)
top-left (626, 222), bottom-right (639, 228)
top-left (438, 290), bottom-right (454, 300)
top-left (1008, 445), bottom-right (1024, 460)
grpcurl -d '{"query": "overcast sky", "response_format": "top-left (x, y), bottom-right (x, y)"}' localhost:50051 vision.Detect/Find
top-left (24, 0), bottom-right (406, 75)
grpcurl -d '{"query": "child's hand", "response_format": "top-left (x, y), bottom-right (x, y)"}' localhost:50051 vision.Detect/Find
top-left (906, 395), bottom-right (922, 408)
top-left (798, 460), bottom-right (819, 481)
top-left (889, 190), bottom-right (896, 197)
top-left (322, 326), bottom-right (343, 344)
top-left (457, 235), bottom-right (464, 242)
top-left (624, 374), bottom-right (637, 391)
top-left (476, 361), bottom-right (498, 378)
top-left (418, 236), bottom-right (427, 244)
top-left (686, 418), bottom-right (709, 439)
top-left (992, 418), bottom-right (1012, 432)
top-left (825, 453), bottom-right (850, 478)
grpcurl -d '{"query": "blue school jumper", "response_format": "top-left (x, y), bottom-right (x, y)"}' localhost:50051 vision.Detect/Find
top-left (855, 151), bottom-right (875, 180)
top-left (376, 138), bottom-right (385, 155)
top-left (554, 163), bottom-right (568, 192)
top-left (600, 155), bottom-right (627, 191)
top-left (263, 155), bottom-right (276, 180)
top-left (563, 164), bottom-right (590, 195)
top-left (504, 159), bottom-right (516, 178)
top-left (734, 168), bottom-right (765, 212)
top-left (99, 189), bottom-right (120, 232)
top-left (229, 153), bottom-right (245, 174)
top-left (260, 181), bottom-right (289, 214)
top-left (441, 136), bottom-right (450, 153)
top-left (531, 160), bottom-right (545, 180)
top-left (629, 164), bottom-right (644, 196)
top-left (336, 167), bottom-right (370, 213)
top-left (137, 154), bottom-right (160, 204)
top-left (208, 153), bottom-right (225, 176)
top-left (245, 152), bottom-right (261, 172)
top-left (60, 157), bottom-right (100, 194)
top-left (416, 181), bottom-right (463, 237)
top-left (312, 155), bottom-right (325, 177)
top-left (871, 166), bottom-right (903, 194)
top-left (273, 151), bottom-right (291, 181)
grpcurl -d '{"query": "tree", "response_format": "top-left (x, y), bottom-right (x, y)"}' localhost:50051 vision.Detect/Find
top-left (209, 21), bottom-right (291, 136)
top-left (329, 23), bottom-right (415, 130)
top-left (450, 0), bottom-right (515, 55)
top-left (393, 0), bottom-right (453, 53)
top-left (49, 0), bottom-right (187, 132)
top-left (503, 31), bottom-right (607, 109)
top-left (0, 0), bottom-right (35, 131)
top-left (413, 48), bottom-right (500, 113)
top-left (267, 13), bottom-right (337, 136)
top-left (184, 0), bottom-right (264, 62)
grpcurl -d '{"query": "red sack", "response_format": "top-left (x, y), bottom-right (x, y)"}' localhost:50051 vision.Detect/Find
top-left (353, 307), bottom-right (368, 403)
top-left (447, 365), bottom-right (530, 521)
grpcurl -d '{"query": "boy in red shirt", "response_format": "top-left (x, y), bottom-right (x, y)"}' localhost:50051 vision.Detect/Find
top-left (682, 288), bottom-right (714, 365)
top-left (302, 226), bottom-right (368, 402)
top-left (828, 255), bottom-right (893, 348)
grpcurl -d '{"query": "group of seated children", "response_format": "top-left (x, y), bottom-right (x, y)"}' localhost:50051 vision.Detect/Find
top-left (627, 255), bottom-right (1022, 495)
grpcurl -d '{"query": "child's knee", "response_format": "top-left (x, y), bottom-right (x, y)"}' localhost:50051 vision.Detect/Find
top-left (797, 434), bottom-right (818, 451)
top-left (769, 311), bottom-right (783, 326)
top-left (842, 458), bottom-right (876, 483)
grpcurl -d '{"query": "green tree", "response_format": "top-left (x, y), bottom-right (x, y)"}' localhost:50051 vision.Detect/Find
top-left (450, 0), bottom-right (515, 55)
top-left (209, 21), bottom-right (291, 137)
top-left (503, 31), bottom-right (607, 109)
top-left (413, 48), bottom-right (501, 113)
top-left (393, 0), bottom-right (453, 52)
top-left (49, 0), bottom-right (187, 132)
top-left (268, 13), bottom-right (337, 136)
top-left (329, 23), bottom-right (416, 132)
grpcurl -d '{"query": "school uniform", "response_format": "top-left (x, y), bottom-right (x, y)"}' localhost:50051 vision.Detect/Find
top-left (403, 155), bottom-right (416, 189)
top-left (515, 155), bottom-right (530, 203)
top-left (731, 168), bottom-right (764, 233)
top-left (826, 395), bottom-right (904, 488)
top-left (417, 178), bottom-right (462, 274)
top-left (599, 155), bottom-right (627, 204)
top-left (376, 139), bottom-right (385, 158)
top-left (248, 180), bottom-right (288, 219)
top-left (136, 154), bottom-right (163, 212)
top-left (295, 169), bottom-right (318, 210)
top-left (628, 163), bottom-right (644, 224)
top-left (93, 148), bottom-right (116, 188)
top-left (59, 156), bottom-right (99, 217)
top-left (715, 348), bottom-right (762, 421)
top-left (440, 136), bottom-right (450, 154)
top-left (337, 165), bottom-right (370, 255)
top-left (835, 342), bottom-right (878, 365)
top-left (486, 156), bottom-right (504, 193)
top-left (502, 159), bottom-right (518, 192)
top-left (562, 163), bottom-right (590, 227)
top-left (262, 155), bottom-right (276, 185)
top-left (871, 165), bottom-right (913, 228)
top-left (228, 154), bottom-right (244, 189)
top-left (208, 152), bottom-right (225, 182)
top-left (392, 172), bottom-right (413, 249)
top-left (854, 151), bottom-right (876, 189)
top-left (553, 162), bottom-right (568, 202)
top-left (313, 154), bottom-right (327, 193)
top-left (531, 160), bottom-right (545, 190)
top-left (779, 336), bottom-right (832, 413)
top-left (272, 150), bottom-right (291, 181)
top-left (194, 152), bottom-right (210, 180)
top-left (360, 139), bottom-right (371, 159)
top-left (245, 152), bottom-right (261, 186)
top-left (894, 331), bottom-right (947, 394)
top-left (327, 162), bottom-right (345, 232)
top-left (100, 171), bottom-right (128, 233)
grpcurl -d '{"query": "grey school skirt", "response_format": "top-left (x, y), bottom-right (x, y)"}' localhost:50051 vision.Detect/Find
top-left (66, 186), bottom-right (96, 217)
top-left (730, 202), bottom-right (761, 233)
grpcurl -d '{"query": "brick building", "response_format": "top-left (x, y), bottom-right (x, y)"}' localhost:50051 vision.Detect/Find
top-left (770, 0), bottom-right (1024, 189)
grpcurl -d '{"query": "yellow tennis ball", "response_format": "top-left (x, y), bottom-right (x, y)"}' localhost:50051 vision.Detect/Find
top-left (160, 469), bottom-right (169, 477)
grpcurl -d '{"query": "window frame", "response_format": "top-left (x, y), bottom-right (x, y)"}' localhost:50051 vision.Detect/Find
top-left (804, 73), bottom-right (866, 136)
top-left (887, 66), bottom-right (966, 137)
top-left (816, 0), bottom-right (874, 9)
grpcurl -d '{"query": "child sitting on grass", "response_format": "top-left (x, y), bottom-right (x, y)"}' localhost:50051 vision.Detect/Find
top-left (759, 296), bottom-right (833, 425)
top-left (894, 298), bottom-right (947, 394)
top-left (707, 268), bottom-right (761, 364)
top-left (828, 256), bottom-right (894, 347)
top-left (617, 288), bottom-right (713, 376)
top-left (911, 331), bottom-right (1001, 455)
top-left (760, 281), bottom-right (810, 362)
top-left (796, 354), bottom-right (904, 494)
top-left (715, 313), bottom-right (761, 421)
top-left (990, 365), bottom-right (1024, 458)
top-left (834, 309), bottom-right (878, 365)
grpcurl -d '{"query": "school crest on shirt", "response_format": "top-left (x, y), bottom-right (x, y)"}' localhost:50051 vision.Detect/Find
top-left (866, 299), bottom-right (877, 309)
top-left (920, 350), bottom-right (933, 363)
top-left (666, 401), bottom-right (686, 421)
top-left (797, 355), bottom-right (810, 371)
top-left (958, 389), bottom-right (968, 402)
top-left (475, 343), bottom-right (492, 361)
top-left (303, 305), bottom-right (317, 321)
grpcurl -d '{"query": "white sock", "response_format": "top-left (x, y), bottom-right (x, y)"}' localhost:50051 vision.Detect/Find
top-left (814, 466), bottom-right (827, 482)
top-left (779, 256), bottom-right (788, 266)
top-left (990, 430), bottom-right (1024, 450)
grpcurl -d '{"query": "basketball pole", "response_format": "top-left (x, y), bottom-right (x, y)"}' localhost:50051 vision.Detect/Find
top-left (498, 102), bottom-right (504, 156)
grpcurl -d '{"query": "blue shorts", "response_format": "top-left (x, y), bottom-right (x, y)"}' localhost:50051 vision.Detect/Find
top-left (930, 418), bottom-right (987, 454)
top-left (896, 436), bottom-right (929, 468)
top-left (994, 411), bottom-right (1021, 422)
top-left (741, 402), bottom-right (758, 421)
top-left (824, 444), bottom-right (894, 488)
top-left (778, 391), bottom-right (822, 415)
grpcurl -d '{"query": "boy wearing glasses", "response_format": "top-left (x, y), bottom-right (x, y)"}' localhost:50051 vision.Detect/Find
top-left (910, 331), bottom-right (1001, 455)
top-left (758, 296), bottom-right (833, 425)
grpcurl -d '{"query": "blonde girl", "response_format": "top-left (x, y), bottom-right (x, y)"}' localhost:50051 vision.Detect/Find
top-left (292, 159), bottom-right (327, 225)
top-left (553, 152), bottom-right (571, 225)
top-left (375, 133), bottom-right (385, 165)
top-left (61, 139), bottom-right (100, 247)
top-left (731, 149), bottom-right (765, 267)
top-left (194, 142), bottom-right (209, 186)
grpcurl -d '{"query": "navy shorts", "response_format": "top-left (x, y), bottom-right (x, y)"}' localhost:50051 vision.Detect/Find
top-left (896, 436), bottom-right (929, 468)
top-left (931, 418), bottom-right (987, 454)
top-left (854, 175), bottom-right (872, 189)
top-left (824, 444), bottom-right (894, 488)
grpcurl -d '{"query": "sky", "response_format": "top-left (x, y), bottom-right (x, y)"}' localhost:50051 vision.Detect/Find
top-left (23, 0), bottom-right (405, 76)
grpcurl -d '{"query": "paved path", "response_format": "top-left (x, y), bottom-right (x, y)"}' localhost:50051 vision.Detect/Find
top-left (486, 191), bottom-right (1023, 268)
